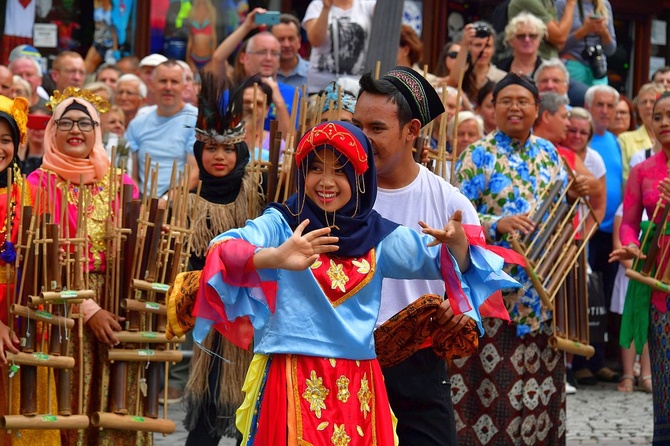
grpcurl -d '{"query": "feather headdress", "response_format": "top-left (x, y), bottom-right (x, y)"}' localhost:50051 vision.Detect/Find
top-left (195, 72), bottom-right (246, 145)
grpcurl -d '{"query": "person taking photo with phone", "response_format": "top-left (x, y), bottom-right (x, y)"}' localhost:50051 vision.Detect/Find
top-left (555, 0), bottom-right (616, 87)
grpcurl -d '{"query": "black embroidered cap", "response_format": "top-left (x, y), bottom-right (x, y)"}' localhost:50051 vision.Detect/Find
top-left (381, 66), bottom-right (445, 127)
top-left (492, 72), bottom-right (540, 102)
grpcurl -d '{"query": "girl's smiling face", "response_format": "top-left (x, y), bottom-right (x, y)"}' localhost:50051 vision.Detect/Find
top-left (202, 143), bottom-right (237, 177)
top-left (54, 109), bottom-right (96, 159)
top-left (304, 149), bottom-right (352, 213)
top-left (0, 120), bottom-right (15, 172)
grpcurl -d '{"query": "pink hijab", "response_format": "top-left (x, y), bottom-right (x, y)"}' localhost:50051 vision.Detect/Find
top-left (41, 97), bottom-right (110, 184)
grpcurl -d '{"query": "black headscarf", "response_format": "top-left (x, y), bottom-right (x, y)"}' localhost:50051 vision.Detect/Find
top-left (193, 139), bottom-right (250, 204)
top-left (268, 121), bottom-right (399, 258)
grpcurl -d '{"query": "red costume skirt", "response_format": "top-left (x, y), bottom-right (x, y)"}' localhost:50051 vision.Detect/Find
top-left (241, 354), bottom-right (396, 445)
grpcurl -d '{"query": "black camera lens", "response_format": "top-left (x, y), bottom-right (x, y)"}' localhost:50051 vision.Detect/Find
top-left (474, 24), bottom-right (492, 38)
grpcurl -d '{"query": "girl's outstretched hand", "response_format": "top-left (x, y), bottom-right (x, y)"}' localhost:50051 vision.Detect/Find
top-left (420, 210), bottom-right (470, 272)
top-left (420, 210), bottom-right (466, 248)
top-left (254, 219), bottom-right (339, 271)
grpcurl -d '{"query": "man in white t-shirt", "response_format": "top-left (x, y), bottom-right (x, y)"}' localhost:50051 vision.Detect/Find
top-left (353, 66), bottom-right (477, 446)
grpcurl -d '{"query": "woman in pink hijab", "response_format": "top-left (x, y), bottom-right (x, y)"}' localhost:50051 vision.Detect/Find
top-left (26, 88), bottom-right (145, 446)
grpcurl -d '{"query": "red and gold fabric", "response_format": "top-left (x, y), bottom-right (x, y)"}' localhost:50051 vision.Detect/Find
top-left (239, 354), bottom-right (397, 446)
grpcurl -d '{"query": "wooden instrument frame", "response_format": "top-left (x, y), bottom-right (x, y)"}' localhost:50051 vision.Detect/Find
top-left (508, 167), bottom-right (599, 357)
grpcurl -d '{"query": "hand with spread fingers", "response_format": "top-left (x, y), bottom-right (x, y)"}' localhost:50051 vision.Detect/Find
top-left (254, 219), bottom-right (339, 271)
top-left (496, 214), bottom-right (536, 236)
top-left (87, 309), bottom-right (125, 348)
top-left (420, 210), bottom-right (470, 272)
top-left (609, 243), bottom-right (643, 263)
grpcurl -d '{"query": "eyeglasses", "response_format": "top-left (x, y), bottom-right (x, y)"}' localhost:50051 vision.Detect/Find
top-left (515, 33), bottom-right (539, 41)
top-left (447, 51), bottom-right (459, 59)
top-left (247, 50), bottom-right (281, 58)
top-left (615, 110), bottom-right (630, 116)
top-left (494, 98), bottom-right (536, 108)
top-left (55, 118), bottom-right (97, 132)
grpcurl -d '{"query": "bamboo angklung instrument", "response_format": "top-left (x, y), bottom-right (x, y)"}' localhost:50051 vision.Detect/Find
top-left (2, 173), bottom-right (90, 431)
top-left (508, 162), bottom-right (598, 357)
top-left (625, 187), bottom-right (670, 293)
top-left (92, 161), bottom-right (190, 435)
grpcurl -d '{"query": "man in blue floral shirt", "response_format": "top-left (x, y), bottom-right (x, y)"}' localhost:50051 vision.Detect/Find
top-left (451, 73), bottom-right (570, 445)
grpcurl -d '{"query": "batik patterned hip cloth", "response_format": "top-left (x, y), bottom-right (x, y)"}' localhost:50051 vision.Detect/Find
top-left (649, 304), bottom-right (670, 444)
top-left (449, 318), bottom-right (566, 445)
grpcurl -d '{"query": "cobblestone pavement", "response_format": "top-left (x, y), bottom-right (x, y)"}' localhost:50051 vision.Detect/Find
top-left (155, 380), bottom-right (654, 445)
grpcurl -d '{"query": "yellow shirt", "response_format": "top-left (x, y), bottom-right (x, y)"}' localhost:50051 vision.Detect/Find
top-left (618, 126), bottom-right (652, 180)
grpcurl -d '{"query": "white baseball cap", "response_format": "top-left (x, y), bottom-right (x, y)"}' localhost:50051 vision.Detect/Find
top-left (138, 53), bottom-right (168, 68)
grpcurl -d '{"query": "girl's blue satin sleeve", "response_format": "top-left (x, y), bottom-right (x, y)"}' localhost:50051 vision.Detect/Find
top-left (378, 227), bottom-right (521, 333)
top-left (193, 208), bottom-right (291, 346)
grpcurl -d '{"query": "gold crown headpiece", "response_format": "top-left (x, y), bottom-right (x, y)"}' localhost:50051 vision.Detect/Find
top-left (0, 96), bottom-right (29, 146)
top-left (47, 87), bottom-right (111, 115)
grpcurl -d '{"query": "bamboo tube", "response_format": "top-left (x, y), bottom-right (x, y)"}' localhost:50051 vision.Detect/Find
top-left (625, 270), bottom-right (670, 293)
top-left (107, 349), bottom-right (183, 363)
top-left (39, 289), bottom-right (95, 302)
top-left (121, 298), bottom-right (166, 314)
top-left (91, 412), bottom-right (176, 434)
top-left (114, 332), bottom-right (184, 344)
top-left (6, 351), bottom-right (75, 369)
top-left (549, 336), bottom-right (595, 358)
top-left (10, 304), bottom-right (75, 329)
top-left (1, 414), bottom-right (90, 430)
top-left (131, 279), bottom-right (170, 294)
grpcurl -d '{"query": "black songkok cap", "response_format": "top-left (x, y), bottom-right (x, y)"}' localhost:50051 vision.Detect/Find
top-left (381, 66), bottom-right (445, 127)
top-left (492, 72), bottom-right (540, 102)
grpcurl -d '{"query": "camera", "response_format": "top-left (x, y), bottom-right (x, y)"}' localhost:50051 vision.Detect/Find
top-left (473, 23), bottom-right (492, 38)
top-left (582, 43), bottom-right (607, 79)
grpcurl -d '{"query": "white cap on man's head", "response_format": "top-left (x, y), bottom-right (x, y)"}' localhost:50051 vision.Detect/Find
top-left (139, 54), bottom-right (168, 68)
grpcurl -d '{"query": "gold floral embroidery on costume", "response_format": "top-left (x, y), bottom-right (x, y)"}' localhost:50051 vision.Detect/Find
top-left (310, 250), bottom-right (376, 307)
top-left (357, 373), bottom-right (371, 419)
top-left (317, 421), bottom-right (329, 431)
top-left (326, 259), bottom-right (349, 292)
top-left (336, 376), bottom-right (350, 403)
top-left (356, 425), bottom-right (364, 437)
top-left (331, 424), bottom-right (351, 445)
top-left (351, 259), bottom-right (370, 274)
top-left (303, 370), bottom-right (330, 418)
top-left (329, 358), bottom-right (337, 368)
top-left (63, 170), bottom-right (116, 271)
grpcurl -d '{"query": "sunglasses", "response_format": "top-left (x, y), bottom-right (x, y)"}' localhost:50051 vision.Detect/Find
top-left (447, 51), bottom-right (459, 59)
top-left (516, 33), bottom-right (540, 41)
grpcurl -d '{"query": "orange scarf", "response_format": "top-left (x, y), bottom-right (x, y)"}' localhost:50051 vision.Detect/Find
top-left (41, 97), bottom-right (110, 184)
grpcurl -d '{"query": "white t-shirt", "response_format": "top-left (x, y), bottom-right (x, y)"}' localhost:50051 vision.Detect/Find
top-left (302, 0), bottom-right (376, 94)
top-left (583, 147), bottom-right (606, 179)
top-left (373, 164), bottom-right (480, 327)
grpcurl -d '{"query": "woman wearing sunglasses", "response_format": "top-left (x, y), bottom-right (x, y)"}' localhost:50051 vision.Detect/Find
top-left (495, 12), bottom-right (547, 78)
